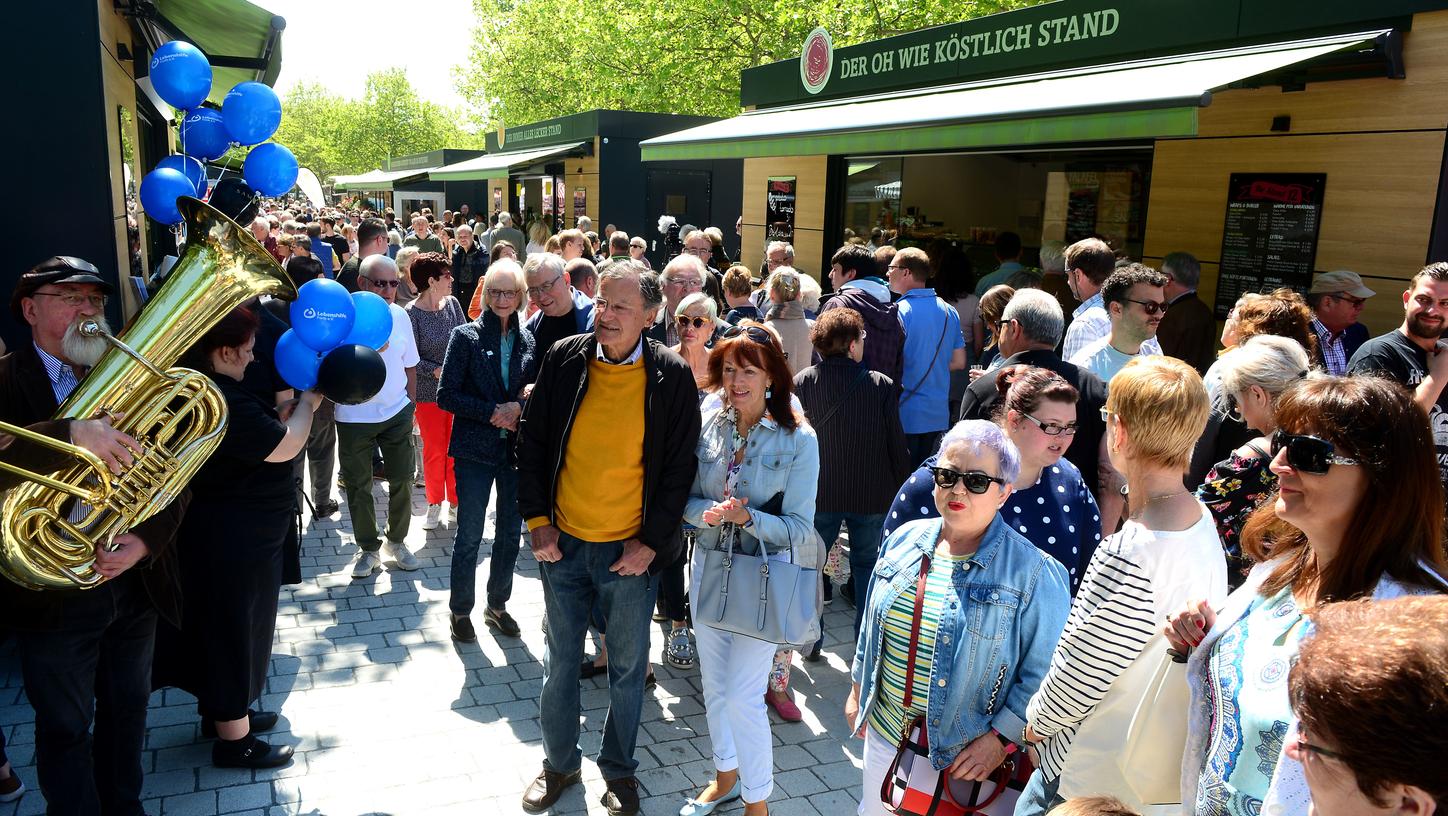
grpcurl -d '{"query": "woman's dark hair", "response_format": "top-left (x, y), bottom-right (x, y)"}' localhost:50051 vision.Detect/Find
top-left (810, 308), bottom-right (863, 358)
top-left (706, 320), bottom-right (800, 431)
top-left (993, 365), bottom-right (1079, 422)
top-left (930, 242), bottom-right (975, 302)
top-left (185, 306), bottom-right (259, 372)
top-left (1290, 596), bottom-right (1448, 808)
top-left (1241, 375), bottom-right (1448, 601)
top-left (1234, 288), bottom-right (1321, 365)
top-left (410, 251), bottom-right (451, 291)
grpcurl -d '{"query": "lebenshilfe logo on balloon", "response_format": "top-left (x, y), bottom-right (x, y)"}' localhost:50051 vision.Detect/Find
top-left (302, 308), bottom-right (347, 321)
top-left (800, 27), bottom-right (833, 95)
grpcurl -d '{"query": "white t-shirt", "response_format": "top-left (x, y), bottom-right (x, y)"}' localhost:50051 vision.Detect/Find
top-left (334, 303), bottom-right (420, 424)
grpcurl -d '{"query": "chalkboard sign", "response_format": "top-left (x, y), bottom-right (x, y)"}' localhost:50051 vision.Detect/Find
top-left (1212, 172), bottom-right (1326, 319)
top-left (766, 176), bottom-right (797, 250)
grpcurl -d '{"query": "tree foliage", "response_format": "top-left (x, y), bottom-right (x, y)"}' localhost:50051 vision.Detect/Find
top-left (273, 68), bottom-right (484, 180)
top-left (456, 0), bottom-right (1043, 128)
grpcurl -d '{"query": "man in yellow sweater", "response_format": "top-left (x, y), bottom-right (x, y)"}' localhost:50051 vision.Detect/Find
top-left (517, 261), bottom-right (701, 816)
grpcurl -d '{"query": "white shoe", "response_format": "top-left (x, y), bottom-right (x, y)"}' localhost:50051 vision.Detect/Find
top-left (440, 503), bottom-right (451, 528)
top-left (422, 504), bottom-right (442, 531)
top-left (383, 540), bottom-right (420, 571)
top-left (351, 551), bottom-right (381, 579)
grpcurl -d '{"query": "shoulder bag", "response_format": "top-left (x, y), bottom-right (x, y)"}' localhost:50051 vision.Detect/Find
top-left (696, 515), bottom-right (821, 646)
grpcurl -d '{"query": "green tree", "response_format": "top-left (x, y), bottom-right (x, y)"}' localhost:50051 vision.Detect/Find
top-left (456, 0), bottom-right (1043, 128)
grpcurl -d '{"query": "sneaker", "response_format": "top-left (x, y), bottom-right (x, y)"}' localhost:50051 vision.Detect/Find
top-left (383, 540), bottom-right (420, 571)
top-left (0, 770), bottom-right (24, 803)
top-left (664, 628), bottom-right (696, 669)
top-left (313, 499), bottom-right (339, 518)
top-left (484, 607), bottom-right (522, 637)
top-left (451, 615), bottom-right (477, 643)
top-left (351, 551), bottom-right (381, 579)
top-left (422, 504), bottom-right (442, 531)
top-left (439, 502), bottom-right (451, 528)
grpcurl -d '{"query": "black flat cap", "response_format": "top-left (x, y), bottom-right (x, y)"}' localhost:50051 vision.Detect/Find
top-left (11, 256), bottom-right (115, 322)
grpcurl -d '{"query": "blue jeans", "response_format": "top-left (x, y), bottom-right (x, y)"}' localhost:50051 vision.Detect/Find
top-left (449, 459), bottom-right (521, 616)
top-left (1013, 769), bottom-right (1063, 816)
top-left (814, 511), bottom-right (886, 639)
top-left (539, 531), bottom-right (658, 781)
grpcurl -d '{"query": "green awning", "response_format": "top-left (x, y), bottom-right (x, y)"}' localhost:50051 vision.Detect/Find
top-left (333, 167), bottom-right (439, 192)
top-left (641, 30), bottom-right (1383, 161)
top-left (430, 142), bottom-right (589, 181)
top-left (139, 0), bottom-right (285, 108)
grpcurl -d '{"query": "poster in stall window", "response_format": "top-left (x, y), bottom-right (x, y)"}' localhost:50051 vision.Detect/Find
top-left (493, 187), bottom-right (502, 215)
top-left (542, 178), bottom-right (554, 216)
top-left (765, 176), bottom-right (797, 256)
top-left (574, 188), bottom-right (586, 224)
top-left (1212, 173), bottom-right (1326, 319)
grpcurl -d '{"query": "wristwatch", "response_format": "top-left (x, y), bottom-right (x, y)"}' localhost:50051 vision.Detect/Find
top-left (991, 728), bottom-right (1017, 755)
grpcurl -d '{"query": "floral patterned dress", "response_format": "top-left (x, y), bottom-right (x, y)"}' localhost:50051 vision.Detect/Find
top-left (1196, 442), bottom-right (1274, 589)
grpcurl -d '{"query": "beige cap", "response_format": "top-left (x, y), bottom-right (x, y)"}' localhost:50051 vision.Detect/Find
top-left (1309, 270), bottom-right (1375, 298)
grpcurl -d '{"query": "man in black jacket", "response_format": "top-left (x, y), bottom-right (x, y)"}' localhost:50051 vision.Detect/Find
top-left (516, 260), bottom-right (700, 816)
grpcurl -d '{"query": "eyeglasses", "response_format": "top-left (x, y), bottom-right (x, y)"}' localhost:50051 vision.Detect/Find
top-left (486, 288), bottom-right (520, 299)
top-left (1124, 298), bottom-right (1170, 316)
top-left (366, 278), bottom-right (401, 289)
top-left (1100, 407), bottom-right (1114, 423)
top-left (676, 315), bottom-right (710, 329)
top-left (32, 292), bottom-right (107, 309)
top-left (722, 325), bottom-right (773, 345)
top-left (667, 277), bottom-right (703, 292)
top-left (1021, 413), bottom-right (1078, 436)
top-left (929, 467), bottom-right (1006, 494)
top-left (1294, 729), bottom-right (1347, 763)
top-left (1327, 293), bottom-right (1367, 308)
top-left (685, 247), bottom-right (712, 258)
top-left (1271, 430), bottom-right (1359, 474)
top-left (527, 274), bottom-right (562, 297)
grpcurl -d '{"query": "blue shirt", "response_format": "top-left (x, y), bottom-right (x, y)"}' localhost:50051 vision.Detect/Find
top-left (896, 288), bottom-right (964, 435)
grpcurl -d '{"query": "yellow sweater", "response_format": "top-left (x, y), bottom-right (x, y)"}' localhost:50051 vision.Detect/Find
top-left (530, 356), bottom-right (647, 543)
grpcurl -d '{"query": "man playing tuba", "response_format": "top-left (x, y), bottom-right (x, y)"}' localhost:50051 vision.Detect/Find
top-left (0, 256), bottom-right (189, 815)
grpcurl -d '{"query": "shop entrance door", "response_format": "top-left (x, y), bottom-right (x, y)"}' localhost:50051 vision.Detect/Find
top-left (646, 169), bottom-right (712, 266)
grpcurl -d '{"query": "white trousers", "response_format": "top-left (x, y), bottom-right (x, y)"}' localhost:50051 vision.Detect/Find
top-left (857, 727), bottom-right (894, 816)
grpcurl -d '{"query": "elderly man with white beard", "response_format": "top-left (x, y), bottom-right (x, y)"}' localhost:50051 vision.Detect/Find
top-left (0, 255), bottom-right (190, 815)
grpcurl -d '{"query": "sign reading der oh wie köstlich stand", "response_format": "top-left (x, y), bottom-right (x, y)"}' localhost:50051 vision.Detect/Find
top-left (1212, 172), bottom-right (1326, 319)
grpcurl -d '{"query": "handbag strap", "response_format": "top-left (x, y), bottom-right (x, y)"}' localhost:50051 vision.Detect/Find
top-left (813, 367), bottom-right (871, 429)
top-left (900, 317), bottom-right (950, 403)
top-left (901, 553), bottom-right (932, 712)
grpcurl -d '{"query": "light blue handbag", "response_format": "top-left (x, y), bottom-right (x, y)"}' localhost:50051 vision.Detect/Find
top-left (696, 517), bottom-right (821, 647)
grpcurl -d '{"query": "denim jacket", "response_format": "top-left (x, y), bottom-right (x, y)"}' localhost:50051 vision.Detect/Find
top-left (436, 309), bottom-right (536, 466)
top-left (683, 407), bottom-right (819, 559)
top-left (851, 515), bottom-right (1071, 770)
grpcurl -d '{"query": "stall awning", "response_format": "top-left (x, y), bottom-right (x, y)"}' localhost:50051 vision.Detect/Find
top-left (126, 0), bottom-right (286, 108)
top-left (640, 31), bottom-right (1387, 161)
top-left (430, 142), bottom-right (590, 181)
top-left (333, 167), bottom-right (439, 192)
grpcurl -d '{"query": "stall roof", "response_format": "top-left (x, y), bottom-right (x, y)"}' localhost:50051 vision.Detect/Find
top-left (125, 0), bottom-right (286, 108)
top-left (641, 31), bottom-right (1385, 161)
top-left (333, 167), bottom-right (439, 192)
top-left (430, 142), bottom-right (590, 181)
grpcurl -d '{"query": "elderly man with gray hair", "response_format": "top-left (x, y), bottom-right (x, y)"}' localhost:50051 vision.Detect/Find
top-left (958, 288), bottom-right (1114, 519)
top-left (647, 254), bottom-right (707, 347)
top-left (517, 260), bottom-right (700, 815)
top-left (524, 252), bottom-right (595, 357)
top-left (1155, 250), bottom-right (1216, 375)
top-left (493, 211), bottom-right (527, 261)
top-left (340, 255), bottom-right (423, 579)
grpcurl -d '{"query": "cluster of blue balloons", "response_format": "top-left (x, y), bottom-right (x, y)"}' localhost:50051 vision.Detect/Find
top-left (275, 280), bottom-right (393, 403)
top-left (139, 41), bottom-right (298, 226)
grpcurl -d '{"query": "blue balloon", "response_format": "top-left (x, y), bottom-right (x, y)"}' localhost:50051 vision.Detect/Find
top-left (180, 108), bottom-right (231, 162)
top-left (344, 291), bottom-right (393, 350)
top-left (149, 41), bottom-right (212, 111)
top-left (290, 279), bottom-right (356, 353)
top-left (243, 143), bottom-right (299, 197)
top-left (156, 154), bottom-right (207, 197)
top-left (222, 81), bottom-right (282, 146)
top-left (275, 329), bottom-right (324, 391)
top-left (140, 168), bottom-right (195, 226)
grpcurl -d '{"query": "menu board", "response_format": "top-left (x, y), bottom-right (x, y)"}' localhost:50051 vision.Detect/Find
top-left (766, 176), bottom-right (797, 248)
top-left (1213, 173), bottom-right (1326, 318)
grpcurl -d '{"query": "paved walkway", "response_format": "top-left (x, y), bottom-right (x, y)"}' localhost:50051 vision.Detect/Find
top-left (0, 477), bottom-right (864, 816)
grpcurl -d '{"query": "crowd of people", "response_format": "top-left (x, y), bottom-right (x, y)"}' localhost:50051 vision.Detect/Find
top-left (0, 204), bottom-right (1446, 816)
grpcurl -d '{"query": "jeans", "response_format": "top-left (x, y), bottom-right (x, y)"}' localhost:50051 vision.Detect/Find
top-left (538, 531), bottom-right (657, 781)
top-left (813, 511), bottom-right (886, 638)
top-left (904, 431), bottom-right (943, 469)
top-left (336, 403), bottom-right (416, 551)
top-left (450, 459), bottom-right (521, 616)
top-left (1013, 769), bottom-right (1063, 815)
top-left (18, 573), bottom-right (157, 816)
top-left (414, 401), bottom-right (457, 506)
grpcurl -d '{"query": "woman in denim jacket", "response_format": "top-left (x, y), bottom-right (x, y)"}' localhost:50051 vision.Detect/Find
top-left (848, 421), bottom-right (1070, 816)
top-left (679, 323), bottom-right (820, 816)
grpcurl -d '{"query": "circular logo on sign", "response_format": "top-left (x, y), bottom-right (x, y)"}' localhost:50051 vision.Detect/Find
top-left (303, 307), bottom-right (318, 320)
top-left (799, 27), bottom-right (833, 96)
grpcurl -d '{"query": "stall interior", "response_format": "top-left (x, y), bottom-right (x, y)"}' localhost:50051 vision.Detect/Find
top-left (514, 172), bottom-right (566, 234)
top-left (840, 147), bottom-right (1153, 274)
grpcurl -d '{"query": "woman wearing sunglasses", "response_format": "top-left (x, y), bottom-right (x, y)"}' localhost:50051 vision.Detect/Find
top-left (850, 420), bottom-right (1070, 816)
top-left (1020, 356), bottom-right (1226, 814)
top-left (1195, 336), bottom-right (1310, 589)
top-left (1167, 375), bottom-right (1446, 815)
top-left (674, 291), bottom-right (721, 396)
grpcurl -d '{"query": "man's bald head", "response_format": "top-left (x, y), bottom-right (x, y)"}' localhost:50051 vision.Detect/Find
top-left (360, 255), bottom-right (403, 304)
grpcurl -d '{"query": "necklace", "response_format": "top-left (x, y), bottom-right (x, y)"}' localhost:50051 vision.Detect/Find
top-left (1128, 489), bottom-right (1190, 519)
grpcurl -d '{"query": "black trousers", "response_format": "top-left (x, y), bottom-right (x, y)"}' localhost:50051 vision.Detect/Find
top-left (18, 573), bottom-right (156, 816)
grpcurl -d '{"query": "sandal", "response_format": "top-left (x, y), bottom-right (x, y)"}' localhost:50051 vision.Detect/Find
top-left (664, 627), bottom-right (696, 669)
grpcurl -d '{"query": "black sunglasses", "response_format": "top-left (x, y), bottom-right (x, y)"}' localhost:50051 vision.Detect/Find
top-left (1124, 297), bottom-right (1170, 316)
top-left (366, 278), bottom-right (401, 289)
top-left (929, 467), bottom-right (1006, 494)
top-left (676, 315), bottom-right (710, 329)
top-left (722, 325), bottom-right (773, 345)
top-left (1270, 430), bottom-right (1359, 474)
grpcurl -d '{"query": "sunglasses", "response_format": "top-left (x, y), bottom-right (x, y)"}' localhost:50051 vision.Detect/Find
top-left (1270, 430), bottom-right (1359, 474)
top-left (676, 315), bottom-right (710, 329)
top-left (1124, 298), bottom-right (1170, 316)
top-left (722, 325), bottom-right (773, 345)
top-left (929, 467), bottom-right (1006, 494)
top-left (1021, 413), bottom-right (1077, 436)
top-left (1294, 727), bottom-right (1346, 763)
top-left (367, 278), bottom-right (401, 289)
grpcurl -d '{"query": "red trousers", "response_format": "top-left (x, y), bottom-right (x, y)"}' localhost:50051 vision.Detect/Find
top-left (414, 401), bottom-right (457, 505)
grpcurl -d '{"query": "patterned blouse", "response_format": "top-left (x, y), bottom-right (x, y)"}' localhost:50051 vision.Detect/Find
top-left (1197, 442), bottom-right (1274, 587)
top-left (406, 296), bottom-right (466, 403)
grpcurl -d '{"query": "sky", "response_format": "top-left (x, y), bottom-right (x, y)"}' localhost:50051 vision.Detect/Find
top-left (253, 0), bottom-right (475, 108)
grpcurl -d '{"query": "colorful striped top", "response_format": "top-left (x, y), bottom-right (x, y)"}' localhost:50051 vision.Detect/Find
top-left (868, 549), bottom-right (970, 741)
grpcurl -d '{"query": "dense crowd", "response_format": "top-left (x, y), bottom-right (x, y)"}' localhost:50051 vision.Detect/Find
top-left (1, 204), bottom-right (1446, 816)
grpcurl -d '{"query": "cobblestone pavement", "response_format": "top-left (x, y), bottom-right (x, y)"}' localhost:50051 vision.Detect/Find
top-left (0, 477), bottom-right (864, 816)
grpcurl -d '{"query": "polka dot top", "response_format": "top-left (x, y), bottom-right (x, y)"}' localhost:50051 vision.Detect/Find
top-left (884, 455), bottom-right (1103, 594)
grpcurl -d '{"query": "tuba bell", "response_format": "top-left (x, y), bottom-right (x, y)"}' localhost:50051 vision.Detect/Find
top-left (0, 196), bottom-right (296, 590)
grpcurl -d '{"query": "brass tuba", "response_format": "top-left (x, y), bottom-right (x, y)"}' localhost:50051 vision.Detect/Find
top-left (0, 196), bottom-right (296, 590)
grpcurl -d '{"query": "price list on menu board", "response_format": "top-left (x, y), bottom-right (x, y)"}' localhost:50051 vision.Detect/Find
top-left (1212, 173), bottom-right (1326, 319)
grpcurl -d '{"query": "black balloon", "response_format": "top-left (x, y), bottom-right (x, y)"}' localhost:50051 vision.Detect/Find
top-left (209, 177), bottom-right (259, 224)
top-left (316, 344), bottom-right (386, 405)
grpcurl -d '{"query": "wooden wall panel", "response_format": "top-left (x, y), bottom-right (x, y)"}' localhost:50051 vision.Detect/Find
top-left (741, 155), bottom-right (828, 276)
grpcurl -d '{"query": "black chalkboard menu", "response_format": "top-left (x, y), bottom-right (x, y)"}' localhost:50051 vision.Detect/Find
top-left (1212, 172), bottom-right (1326, 318)
top-left (766, 176), bottom-right (797, 249)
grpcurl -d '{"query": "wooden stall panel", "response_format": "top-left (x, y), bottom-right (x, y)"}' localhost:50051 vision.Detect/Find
top-left (742, 155), bottom-right (829, 276)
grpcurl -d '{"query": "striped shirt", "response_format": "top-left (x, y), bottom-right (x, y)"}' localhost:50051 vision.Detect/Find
top-left (1311, 318), bottom-right (1348, 376)
top-left (1062, 293), bottom-right (1163, 361)
top-left (868, 550), bottom-right (970, 741)
top-left (33, 343), bottom-right (81, 404)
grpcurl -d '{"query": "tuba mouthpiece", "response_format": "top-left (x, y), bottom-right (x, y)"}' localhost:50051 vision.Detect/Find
top-left (78, 320), bottom-right (103, 338)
